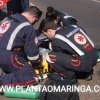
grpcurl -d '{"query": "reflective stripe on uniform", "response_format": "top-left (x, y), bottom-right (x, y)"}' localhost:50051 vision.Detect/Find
top-left (64, 15), bottom-right (74, 19)
top-left (80, 29), bottom-right (94, 47)
top-left (6, 22), bottom-right (30, 50)
top-left (46, 53), bottom-right (54, 63)
top-left (55, 34), bottom-right (85, 56)
top-left (27, 54), bottom-right (39, 60)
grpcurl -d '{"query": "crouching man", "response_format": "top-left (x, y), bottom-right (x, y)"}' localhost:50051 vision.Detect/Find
top-left (0, 6), bottom-right (42, 86)
top-left (39, 19), bottom-right (98, 100)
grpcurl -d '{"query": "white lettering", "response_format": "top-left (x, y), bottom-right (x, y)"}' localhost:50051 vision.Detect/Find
top-left (80, 85), bottom-right (86, 92)
top-left (66, 27), bottom-right (80, 38)
top-left (53, 85), bottom-right (60, 92)
top-left (73, 85), bottom-right (79, 92)
top-left (47, 85), bottom-right (53, 92)
top-left (86, 85), bottom-right (92, 92)
top-left (0, 85), bottom-right (99, 93)
top-left (25, 85), bottom-right (32, 92)
top-left (61, 85), bottom-right (66, 92)
top-left (66, 85), bottom-right (72, 92)
top-left (41, 86), bottom-right (47, 92)
top-left (94, 85), bottom-right (100, 92)
top-left (15, 85), bottom-right (21, 92)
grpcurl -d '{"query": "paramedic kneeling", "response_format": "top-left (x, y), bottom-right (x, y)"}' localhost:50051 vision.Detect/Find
top-left (39, 19), bottom-right (98, 100)
top-left (0, 6), bottom-right (42, 86)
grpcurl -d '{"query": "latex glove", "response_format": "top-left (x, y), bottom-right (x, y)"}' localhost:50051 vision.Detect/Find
top-left (39, 47), bottom-right (51, 57)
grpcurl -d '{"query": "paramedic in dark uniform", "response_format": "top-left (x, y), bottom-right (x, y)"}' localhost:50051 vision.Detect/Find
top-left (46, 6), bottom-right (93, 80)
top-left (39, 6), bottom-right (77, 51)
top-left (46, 6), bottom-right (77, 27)
top-left (39, 19), bottom-right (98, 100)
top-left (37, 6), bottom-right (77, 36)
top-left (0, 6), bottom-right (42, 86)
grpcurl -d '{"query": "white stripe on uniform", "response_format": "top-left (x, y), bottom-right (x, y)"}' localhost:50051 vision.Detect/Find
top-left (80, 29), bottom-right (94, 47)
top-left (6, 22), bottom-right (30, 50)
top-left (55, 34), bottom-right (85, 56)
top-left (64, 15), bottom-right (74, 19)
top-left (27, 54), bottom-right (39, 60)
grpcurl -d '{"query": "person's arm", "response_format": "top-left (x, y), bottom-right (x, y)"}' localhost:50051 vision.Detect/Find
top-left (51, 39), bottom-right (92, 72)
top-left (23, 26), bottom-right (39, 64)
top-left (52, 38), bottom-right (75, 54)
top-left (60, 12), bottom-right (77, 27)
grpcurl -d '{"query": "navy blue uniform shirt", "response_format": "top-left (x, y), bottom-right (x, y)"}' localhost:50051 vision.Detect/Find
top-left (0, 13), bottom-right (39, 64)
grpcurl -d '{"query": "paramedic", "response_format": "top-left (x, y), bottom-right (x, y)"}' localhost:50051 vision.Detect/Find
top-left (0, 6), bottom-right (42, 86)
top-left (46, 6), bottom-right (77, 27)
top-left (39, 19), bottom-right (98, 85)
top-left (39, 19), bottom-right (98, 100)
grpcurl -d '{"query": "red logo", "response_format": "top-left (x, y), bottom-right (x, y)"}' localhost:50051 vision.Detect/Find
top-left (0, 0), bottom-right (8, 8)
top-left (74, 33), bottom-right (87, 45)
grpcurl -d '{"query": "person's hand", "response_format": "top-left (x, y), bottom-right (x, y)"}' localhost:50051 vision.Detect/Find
top-left (60, 22), bottom-right (64, 27)
top-left (39, 47), bottom-right (51, 57)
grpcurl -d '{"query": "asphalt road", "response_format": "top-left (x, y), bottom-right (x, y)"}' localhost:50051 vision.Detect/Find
top-left (31, 0), bottom-right (100, 45)
top-left (0, 0), bottom-right (100, 100)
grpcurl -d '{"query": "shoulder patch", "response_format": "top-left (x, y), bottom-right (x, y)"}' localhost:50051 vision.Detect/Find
top-left (0, 21), bottom-right (11, 34)
top-left (74, 33), bottom-right (87, 45)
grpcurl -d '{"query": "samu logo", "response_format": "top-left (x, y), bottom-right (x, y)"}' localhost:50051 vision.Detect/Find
top-left (0, 1), bottom-right (3, 6)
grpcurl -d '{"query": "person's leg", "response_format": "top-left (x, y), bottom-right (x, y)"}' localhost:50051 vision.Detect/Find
top-left (46, 52), bottom-right (76, 80)
top-left (46, 91), bottom-right (80, 100)
top-left (0, 52), bottom-right (38, 86)
top-left (47, 52), bottom-right (74, 73)
top-left (47, 51), bottom-right (94, 81)
top-left (41, 52), bottom-right (80, 100)
top-left (45, 80), bottom-right (80, 100)
top-left (1, 63), bottom-right (38, 86)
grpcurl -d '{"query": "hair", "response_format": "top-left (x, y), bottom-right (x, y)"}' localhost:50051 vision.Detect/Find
top-left (39, 19), bottom-right (57, 33)
top-left (24, 6), bottom-right (42, 18)
top-left (46, 6), bottom-right (59, 20)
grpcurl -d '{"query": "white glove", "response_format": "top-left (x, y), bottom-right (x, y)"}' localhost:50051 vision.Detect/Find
top-left (39, 47), bottom-right (51, 57)
top-left (39, 47), bottom-right (54, 63)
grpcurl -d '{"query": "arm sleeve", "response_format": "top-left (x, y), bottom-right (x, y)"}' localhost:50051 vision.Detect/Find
top-left (52, 38), bottom-right (66, 52)
top-left (24, 26), bottom-right (39, 64)
top-left (51, 39), bottom-right (92, 72)
top-left (52, 38), bottom-right (75, 54)
top-left (60, 12), bottom-right (77, 27)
